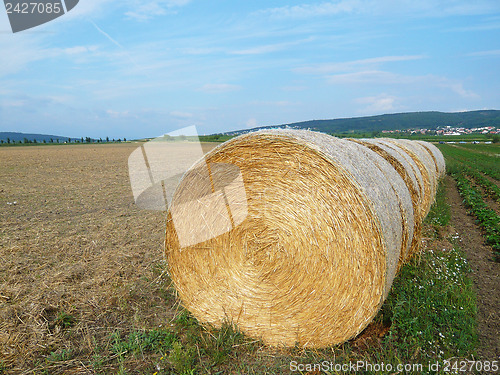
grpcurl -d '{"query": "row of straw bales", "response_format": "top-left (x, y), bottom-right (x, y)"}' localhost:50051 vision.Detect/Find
top-left (165, 129), bottom-right (445, 348)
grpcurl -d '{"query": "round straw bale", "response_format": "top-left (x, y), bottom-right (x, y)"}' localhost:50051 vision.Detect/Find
top-left (385, 139), bottom-right (438, 197)
top-left (382, 138), bottom-right (436, 214)
top-left (368, 139), bottom-right (425, 200)
top-left (165, 129), bottom-right (413, 348)
top-left (348, 138), bottom-right (421, 263)
top-left (414, 140), bottom-right (446, 178)
top-left (358, 138), bottom-right (428, 257)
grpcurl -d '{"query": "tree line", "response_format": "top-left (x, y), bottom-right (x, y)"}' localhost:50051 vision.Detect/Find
top-left (0, 136), bottom-right (127, 145)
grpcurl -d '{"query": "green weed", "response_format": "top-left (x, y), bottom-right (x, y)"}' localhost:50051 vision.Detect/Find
top-left (110, 329), bottom-right (177, 358)
top-left (46, 349), bottom-right (74, 362)
top-left (55, 311), bottom-right (76, 329)
top-left (168, 341), bottom-right (197, 374)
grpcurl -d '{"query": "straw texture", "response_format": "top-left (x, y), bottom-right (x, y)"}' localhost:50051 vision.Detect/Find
top-left (415, 140), bottom-right (446, 178)
top-left (383, 139), bottom-right (436, 213)
top-left (348, 138), bottom-right (423, 262)
top-left (165, 130), bottom-right (444, 348)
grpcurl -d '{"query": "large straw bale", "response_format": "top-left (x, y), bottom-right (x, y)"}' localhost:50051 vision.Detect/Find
top-left (165, 129), bottom-right (414, 348)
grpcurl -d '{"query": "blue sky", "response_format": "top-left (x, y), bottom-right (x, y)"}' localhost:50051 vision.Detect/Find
top-left (0, 0), bottom-right (499, 139)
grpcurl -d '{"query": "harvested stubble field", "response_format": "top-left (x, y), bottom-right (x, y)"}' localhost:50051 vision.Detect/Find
top-left (0, 142), bottom-right (498, 374)
top-left (0, 143), bottom-right (217, 373)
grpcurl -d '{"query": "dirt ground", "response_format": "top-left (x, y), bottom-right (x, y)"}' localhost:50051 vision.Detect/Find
top-left (444, 175), bottom-right (500, 360)
top-left (0, 143), bottom-right (217, 372)
top-left (0, 144), bottom-right (498, 372)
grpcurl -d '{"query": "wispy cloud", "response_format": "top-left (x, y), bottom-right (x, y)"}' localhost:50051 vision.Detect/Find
top-left (1, 99), bottom-right (26, 108)
top-left (125, 0), bottom-right (191, 21)
top-left (255, 0), bottom-right (500, 19)
top-left (295, 55), bottom-right (426, 74)
top-left (440, 1), bottom-right (500, 16)
top-left (327, 70), bottom-right (479, 99)
top-left (180, 47), bottom-right (224, 55)
top-left (63, 45), bottom-right (99, 54)
top-left (327, 70), bottom-right (417, 84)
top-left (170, 111), bottom-right (194, 118)
top-left (231, 37), bottom-right (314, 55)
top-left (255, 0), bottom-right (361, 19)
top-left (355, 94), bottom-right (398, 113)
top-left (0, 34), bottom-right (87, 77)
top-left (89, 20), bottom-right (125, 49)
top-left (466, 49), bottom-right (500, 57)
top-left (246, 118), bottom-right (258, 128)
top-left (61, 0), bottom-right (117, 20)
top-left (438, 81), bottom-right (479, 99)
top-left (89, 20), bottom-right (149, 76)
top-left (281, 85), bottom-right (308, 92)
top-left (59, 0), bottom-right (191, 21)
top-left (106, 109), bottom-right (132, 118)
top-left (198, 84), bottom-right (242, 93)
top-left (250, 100), bottom-right (294, 107)
top-left (448, 22), bottom-right (500, 32)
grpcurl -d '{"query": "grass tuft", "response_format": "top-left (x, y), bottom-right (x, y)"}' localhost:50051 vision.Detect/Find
top-left (46, 349), bottom-right (74, 363)
top-left (110, 329), bottom-right (177, 358)
top-left (55, 311), bottom-right (76, 329)
top-left (168, 341), bottom-right (197, 374)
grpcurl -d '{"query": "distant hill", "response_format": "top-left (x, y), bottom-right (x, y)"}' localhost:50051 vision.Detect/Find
top-left (0, 132), bottom-right (73, 143)
top-left (226, 110), bottom-right (500, 135)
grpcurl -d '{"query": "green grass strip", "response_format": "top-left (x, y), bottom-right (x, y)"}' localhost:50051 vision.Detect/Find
top-left (384, 246), bottom-right (477, 361)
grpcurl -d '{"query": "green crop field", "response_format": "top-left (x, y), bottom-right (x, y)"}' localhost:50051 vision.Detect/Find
top-left (437, 143), bottom-right (500, 260)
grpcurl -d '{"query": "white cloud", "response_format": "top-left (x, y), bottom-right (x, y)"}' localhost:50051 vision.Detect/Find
top-left (0, 35), bottom-right (58, 77)
top-left (327, 70), bottom-right (480, 99)
top-left (255, 0), bottom-right (499, 19)
top-left (232, 43), bottom-right (290, 55)
top-left (63, 45), bottom-right (99, 54)
top-left (231, 38), bottom-right (314, 55)
top-left (90, 20), bottom-right (125, 49)
top-left (62, 0), bottom-right (117, 20)
top-left (256, 0), bottom-right (361, 19)
top-left (199, 84), bottom-right (241, 93)
top-left (106, 109), bottom-right (131, 118)
top-left (466, 49), bottom-right (500, 57)
top-left (440, 1), bottom-right (500, 16)
top-left (180, 47), bottom-right (223, 55)
top-left (1, 99), bottom-right (26, 108)
top-left (295, 55), bottom-right (426, 74)
top-left (282, 85), bottom-right (308, 92)
top-left (170, 111), bottom-right (194, 118)
top-left (439, 82), bottom-right (480, 99)
top-left (246, 118), bottom-right (258, 128)
top-left (125, 0), bottom-right (191, 21)
top-left (355, 94), bottom-right (397, 113)
top-left (250, 100), bottom-right (294, 107)
top-left (327, 70), bottom-right (418, 84)
top-left (61, 0), bottom-right (191, 21)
